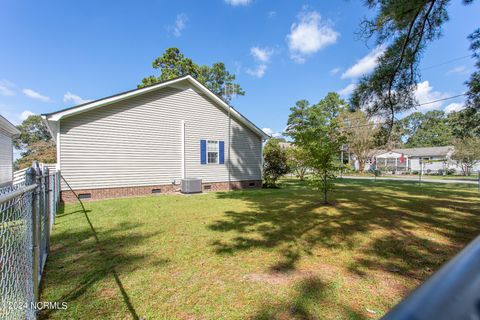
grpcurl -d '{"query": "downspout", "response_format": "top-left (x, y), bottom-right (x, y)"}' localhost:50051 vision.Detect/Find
top-left (228, 106), bottom-right (231, 191)
top-left (181, 120), bottom-right (186, 179)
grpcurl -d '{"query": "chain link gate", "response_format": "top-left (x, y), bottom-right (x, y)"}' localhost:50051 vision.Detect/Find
top-left (0, 162), bottom-right (60, 319)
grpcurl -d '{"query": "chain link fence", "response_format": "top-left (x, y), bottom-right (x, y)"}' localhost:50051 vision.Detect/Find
top-left (0, 162), bottom-right (60, 320)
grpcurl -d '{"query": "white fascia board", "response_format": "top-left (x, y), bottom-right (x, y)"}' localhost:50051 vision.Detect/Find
top-left (41, 115), bottom-right (58, 142)
top-left (45, 76), bottom-right (191, 122)
top-left (44, 75), bottom-right (269, 140)
top-left (0, 115), bottom-right (20, 136)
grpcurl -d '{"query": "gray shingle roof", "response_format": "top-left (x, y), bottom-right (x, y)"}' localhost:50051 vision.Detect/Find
top-left (373, 146), bottom-right (454, 157)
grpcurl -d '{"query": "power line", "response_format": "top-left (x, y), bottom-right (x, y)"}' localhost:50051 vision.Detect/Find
top-left (421, 55), bottom-right (472, 71)
top-left (414, 93), bottom-right (467, 107)
top-left (339, 93), bottom-right (468, 130)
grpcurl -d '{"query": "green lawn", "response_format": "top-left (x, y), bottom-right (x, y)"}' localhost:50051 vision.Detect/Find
top-left (40, 179), bottom-right (480, 319)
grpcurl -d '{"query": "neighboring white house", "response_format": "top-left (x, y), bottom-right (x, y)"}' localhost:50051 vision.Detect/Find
top-left (352, 146), bottom-right (480, 174)
top-left (0, 115), bottom-right (20, 186)
top-left (42, 75), bottom-right (269, 201)
top-left (354, 146), bottom-right (463, 174)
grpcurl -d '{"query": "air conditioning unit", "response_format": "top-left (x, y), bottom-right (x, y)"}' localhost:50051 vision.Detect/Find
top-left (180, 178), bottom-right (202, 194)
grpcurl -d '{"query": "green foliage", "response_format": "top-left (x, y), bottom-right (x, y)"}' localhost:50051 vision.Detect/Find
top-left (139, 48), bottom-right (244, 102)
top-left (448, 108), bottom-right (480, 139)
top-left (465, 28), bottom-right (480, 111)
top-left (13, 115), bottom-right (56, 168)
top-left (451, 137), bottom-right (480, 176)
top-left (286, 94), bottom-right (347, 203)
top-left (400, 110), bottom-right (453, 147)
top-left (15, 140), bottom-right (56, 170)
top-left (263, 139), bottom-right (289, 188)
top-left (286, 145), bottom-right (309, 180)
top-left (14, 115), bottom-right (52, 151)
top-left (338, 110), bottom-right (377, 172)
top-left (352, 1), bottom-right (475, 130)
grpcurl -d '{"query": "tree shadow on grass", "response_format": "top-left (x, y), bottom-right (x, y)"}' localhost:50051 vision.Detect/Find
top-left (39, 202), bottom-right (167, 319)
top-left (208, 179), bottom-right (480, 315)
top-left (252, 276), bottom-right (366, 320)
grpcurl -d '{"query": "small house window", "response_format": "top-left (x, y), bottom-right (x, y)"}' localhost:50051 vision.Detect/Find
top-left (207, 140), bottom-right (219, 164)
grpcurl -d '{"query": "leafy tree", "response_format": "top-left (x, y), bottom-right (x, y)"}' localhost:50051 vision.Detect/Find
top-left (465, 29), bottom-right (480, 111)
top-left (338, 111), bottom-right (377, 172)
top-left (449, 29), bottom-right (480, 139)
top-left (351, 0), bottom-right (476, 132)
top-left (448, 108), bottom-right (480, 139)
top-left (286, 94), bottom-right (348, 137)
top-left (285, 99), bottom-right (311, 137)
top-left (139, 48), bottom-right (244, 102)
top-left (14, 115), bottom-right (52, 151)
top-left (286, 145), bottom-right (309, 180)
top-left (13, 115), bottom-right (56, 169)
top-left (263, 139), bottom-right (289, 188)
top-left (451, 137), bottom-right (480, 176)
top-left (287, 94), bottom-right (345, 204)
top-left (15, 140), bottom-right (56, 170)
top-left (401, 111), bottom-right (453, 147)
top-left (373, 121), bottom-right (405, 149)
top-left (315, 92), bottom-right (349, 121)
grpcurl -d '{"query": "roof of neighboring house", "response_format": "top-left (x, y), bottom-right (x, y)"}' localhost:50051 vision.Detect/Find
top-left (0, 115), bottom-right (20, 136)
top-left (42, 75), bottom-right (269, 140)
top-left (374, 146), bottom-right (454, 157)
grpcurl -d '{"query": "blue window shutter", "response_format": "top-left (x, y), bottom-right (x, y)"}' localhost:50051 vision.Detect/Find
top-left (219, 141), bottom-right (225, 164)
top-left (200, 140), bottom-right (206, 164)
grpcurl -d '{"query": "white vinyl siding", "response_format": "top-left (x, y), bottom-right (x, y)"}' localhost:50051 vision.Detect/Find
top-left (60, 87), bottom-right (262, 190)
top-left (0, 130), bottom-right (14, 186)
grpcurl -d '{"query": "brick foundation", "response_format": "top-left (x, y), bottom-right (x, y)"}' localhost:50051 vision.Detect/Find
top-left (61, 180), bottom-right (262, 202)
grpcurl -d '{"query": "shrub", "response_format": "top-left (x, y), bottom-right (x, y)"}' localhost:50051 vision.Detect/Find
top-left (263, 139), bottom-right (289, 188)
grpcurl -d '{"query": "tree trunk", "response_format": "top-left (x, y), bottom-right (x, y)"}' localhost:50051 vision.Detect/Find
top-left (323, 171), bottom-right (328, 204)
top-left (359, 159), bottom-right (366, 173)
top-left (297, 168), bottom-right (306, 180)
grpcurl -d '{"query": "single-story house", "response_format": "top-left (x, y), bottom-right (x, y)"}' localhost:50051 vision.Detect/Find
top-left (353, 146), bottom-right (478, 174)
top-left (42, 75), bottom-right (269, 201)
top-left (0, 115), bottom-right (20, 187)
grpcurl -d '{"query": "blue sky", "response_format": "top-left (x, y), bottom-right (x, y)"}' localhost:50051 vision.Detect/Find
top-left (0, 0), bottom-right (478, 138)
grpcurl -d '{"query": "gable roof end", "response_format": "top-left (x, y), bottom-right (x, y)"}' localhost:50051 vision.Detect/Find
top-left (42, 75), bottom-right (269, 140)
top-left (0, 115), bottom-right (20, 136)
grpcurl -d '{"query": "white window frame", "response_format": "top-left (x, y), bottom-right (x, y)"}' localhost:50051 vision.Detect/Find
top-left (207, 140), bottom-right (219, 164)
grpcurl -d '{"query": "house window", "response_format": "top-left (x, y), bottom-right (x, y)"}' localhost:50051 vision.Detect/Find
top-left (207, 140), bottom-right (219, 164)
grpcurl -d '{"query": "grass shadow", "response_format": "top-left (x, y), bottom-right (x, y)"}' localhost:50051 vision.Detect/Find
top-left (39, 202), bottom-right (166, 319)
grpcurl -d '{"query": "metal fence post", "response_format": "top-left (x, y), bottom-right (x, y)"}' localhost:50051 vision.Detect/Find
top-left (26, 166), bottom-right (39, 304)
top-left (45, 167), bottom-right (51, 254)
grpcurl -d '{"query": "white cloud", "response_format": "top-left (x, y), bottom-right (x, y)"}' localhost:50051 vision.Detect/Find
top-left (246, 64), bottom-right (267, 78)
top-left (20, 110), bottom-right (35, 121)
top-left (225, 0), bottom-right (251, 6)
top-left (338, 83), bottom-right (357, 97)
top-left (250, 47), bottom-right (274, 63)
top-left (413, 80), bottom-right (449, 111)
top-left (247, 47), bottom-right (274, 78)
top-left (341, 45), bottom-right (386, 79)
top-left (447, 66), bottom-right (469, 75)
top-left (287, 10), bottom-right (339, 63)
top-left (330, 67), bottom-right (341, 75)
top-left (262, 127), bottom-right (282, 138)
top-left (22, 88), bottom-right (51, 102)
top-left (170, 13), bottom-right (187, 37)
top-left (63, 92), bottom-right (91, 105)
top-left (444, 102), bottom-right (465, 114)
top-left (0, 80), bottom-right (15, 96)
top-left (268, 11), bottom-right (276, 18)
